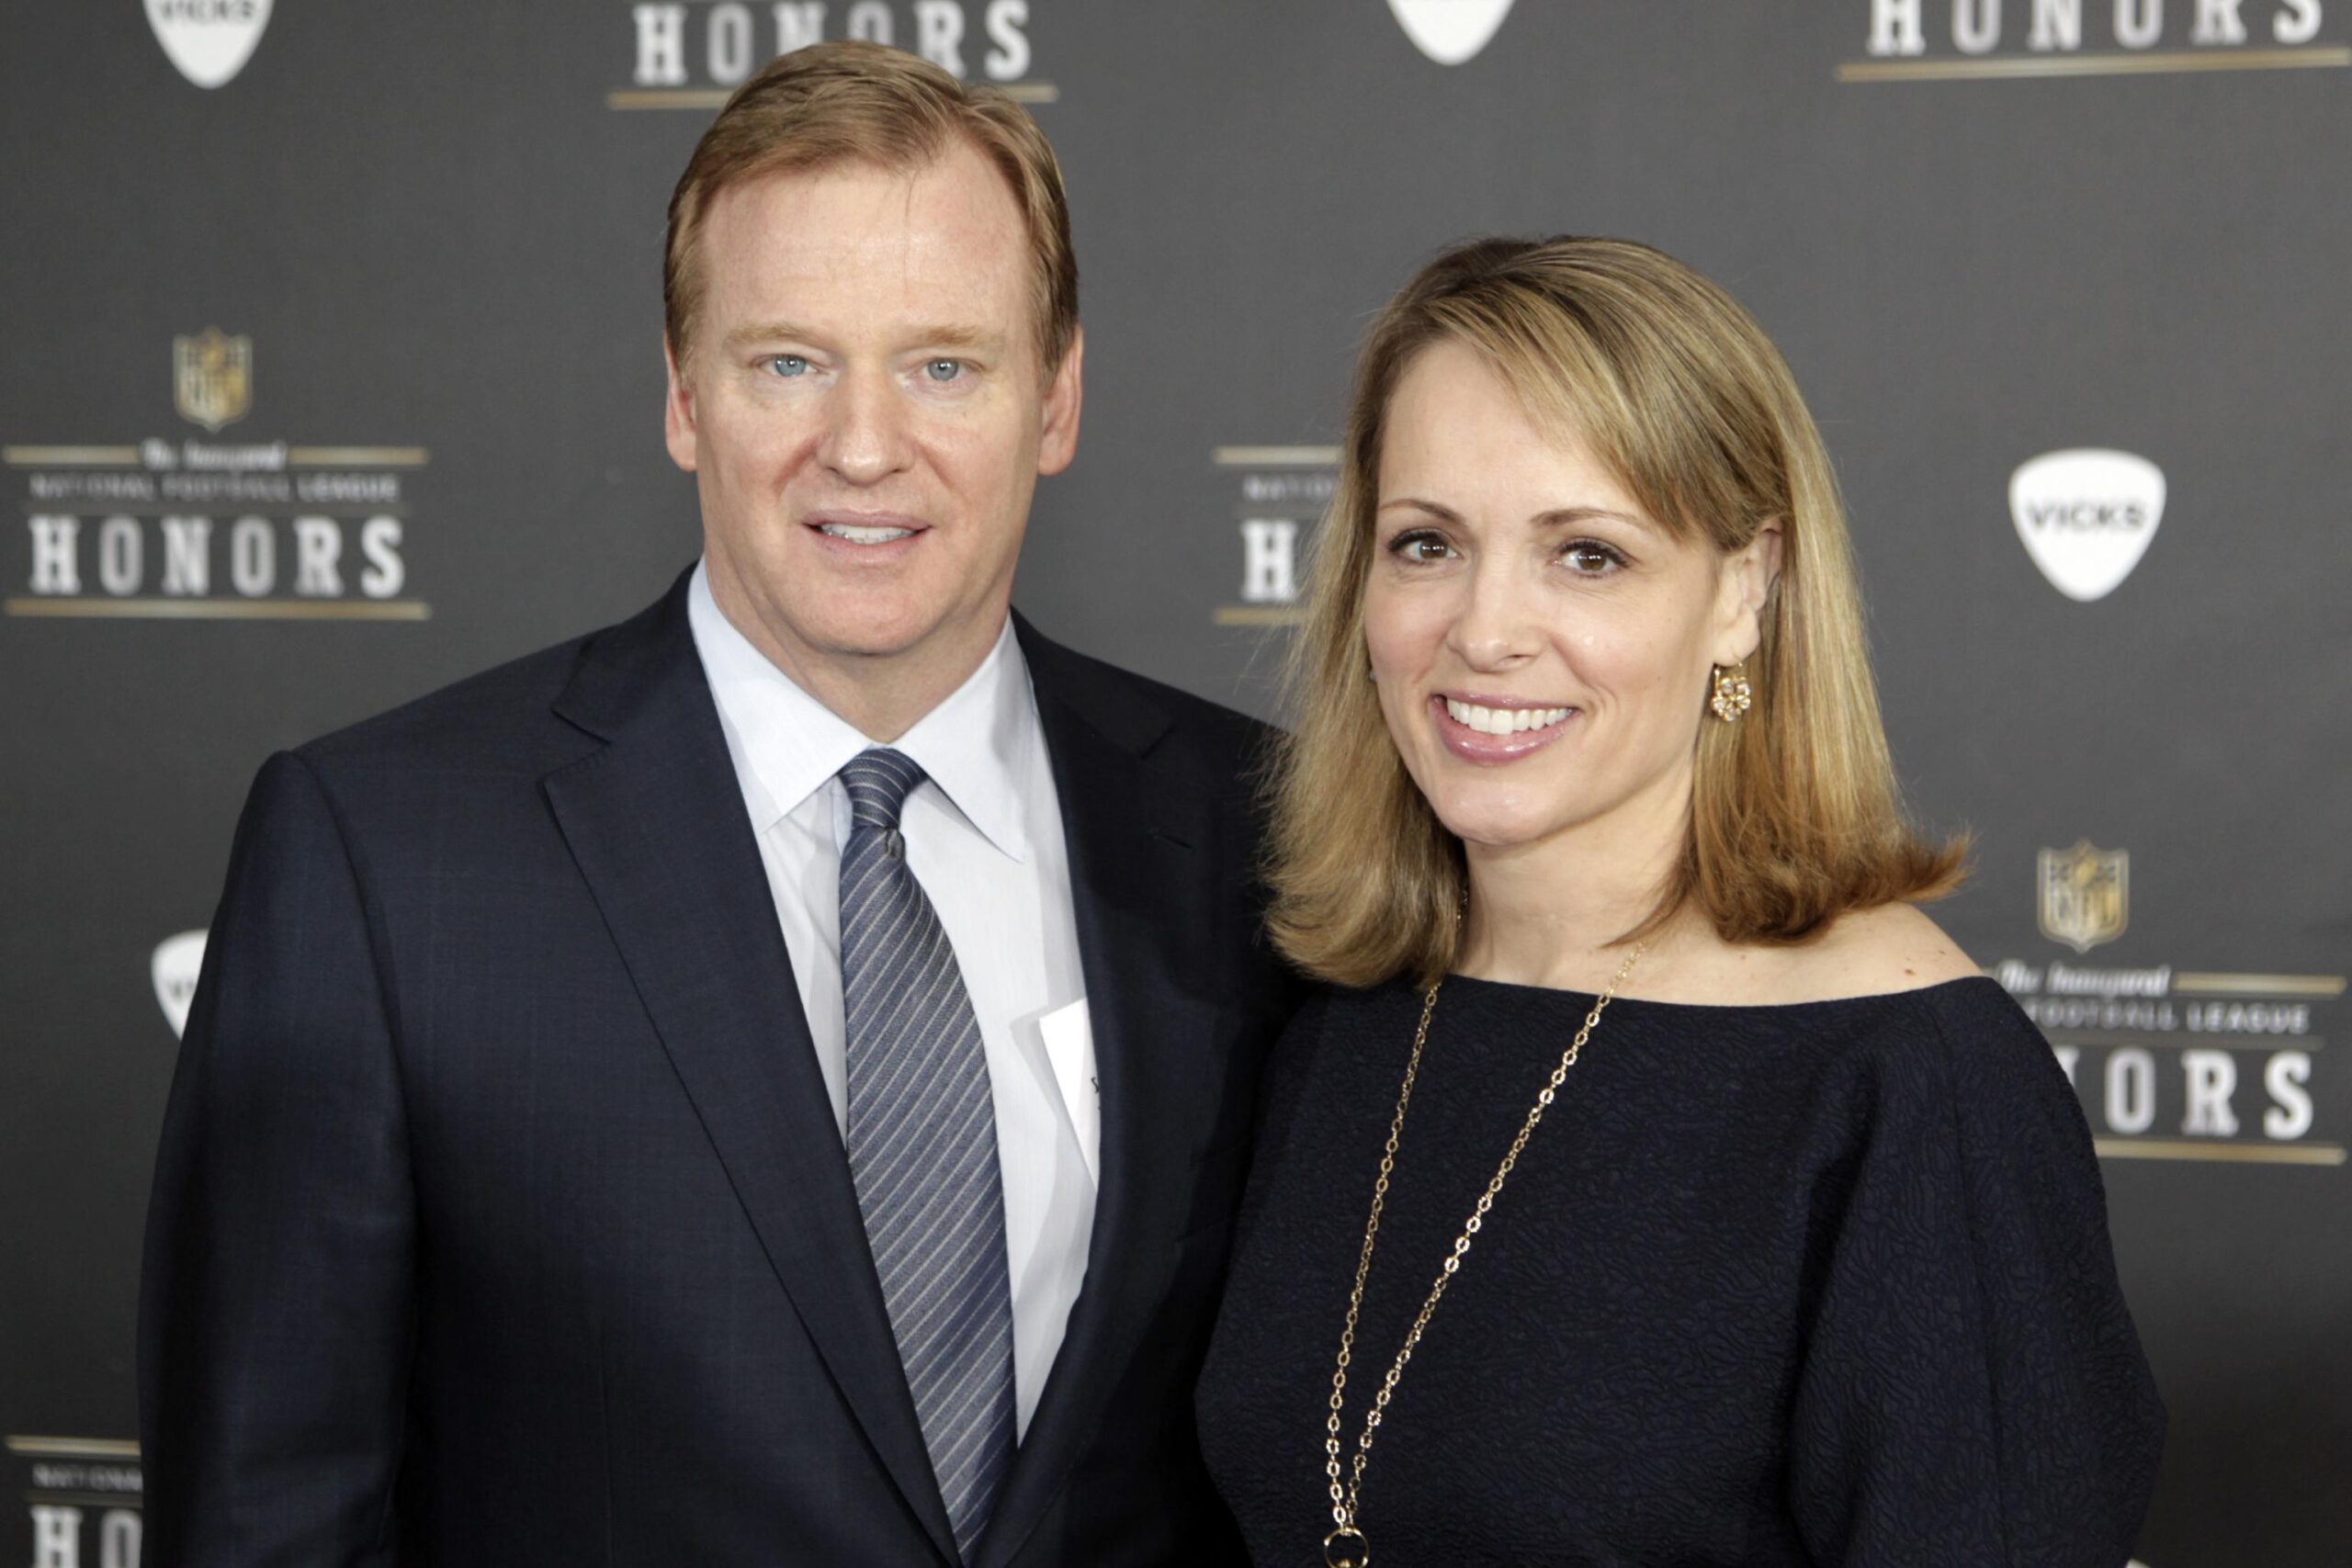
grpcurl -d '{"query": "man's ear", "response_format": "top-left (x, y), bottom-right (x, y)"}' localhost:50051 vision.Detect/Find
top-left (1036, 324), bottom-right (1083, 478)
top-left (1714, 519), bottom-right (1784, 665)
top-left (662, 338), bottom-right (699, 474)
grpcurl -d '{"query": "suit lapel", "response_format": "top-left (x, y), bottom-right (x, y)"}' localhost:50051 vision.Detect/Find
top-left (541, 577), bottom-right (959, 1565)
top-left (979, 618), bottom-right (1226, 1568)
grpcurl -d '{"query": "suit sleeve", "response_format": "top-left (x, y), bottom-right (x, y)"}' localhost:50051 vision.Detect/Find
top-left (140, 750), bottom-right (415, 1565)
top-left (1785, 992), bottom-right (2166, 1567)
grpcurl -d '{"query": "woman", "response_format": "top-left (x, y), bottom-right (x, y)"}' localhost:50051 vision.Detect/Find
top-left (1196, 238), bottom-right (2164, 1566)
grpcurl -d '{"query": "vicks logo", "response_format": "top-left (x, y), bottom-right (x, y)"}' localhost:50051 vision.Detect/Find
top-left (146, 0), bottom-right (275, 89)
top-left (1387, 0), bottom-right (1517, 64)
top-left (2009, 448), bottom-right (2165, 601)
top-left (153, 930), bottom-right (209, 1039)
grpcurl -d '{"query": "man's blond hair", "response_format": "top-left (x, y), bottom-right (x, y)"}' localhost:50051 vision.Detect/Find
top-left (663, 40), bottom-right (1078, 373)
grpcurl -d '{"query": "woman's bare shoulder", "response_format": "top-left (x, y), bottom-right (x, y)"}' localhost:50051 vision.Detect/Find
top-left (1634, 904), bottom-right (1984, 1007)
top-left (1777, 902), bottom-right (1980, 1001)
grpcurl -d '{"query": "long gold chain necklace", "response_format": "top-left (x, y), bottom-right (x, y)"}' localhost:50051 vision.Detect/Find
top-left (1319, 944), bottom-right (1645, 1568)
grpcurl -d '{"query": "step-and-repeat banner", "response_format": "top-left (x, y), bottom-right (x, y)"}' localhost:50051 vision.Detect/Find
top-left (4, 5), bottom-right (2346, 1563)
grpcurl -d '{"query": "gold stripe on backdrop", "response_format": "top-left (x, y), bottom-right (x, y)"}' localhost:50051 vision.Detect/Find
top-left (6, 598), bottom-right (432, 622)
top-left (2094, 1139), bottom-right (2348, 1167)
top-left (6, 447), bottom-right (427, 467)
top-left (608, 83), bottom-right (1058, 109)
top-left (286, 447), bottom-right (430, 467)
top-left (12, 506), bottom-right (411, 519)
top-left (1213, 605), bottom-right (1307, 627)
top-left (1838, 47), bottom-right (2352, 83)
top-left (2048, 1032), bottom-right (2327, 1051)
top-left (3, 446), bottom-right (141, 467)
top-left (2174, 973), bottom-right (2347, 998)
top-left (1212, 446), bottom-right (1341, 468)
top-left (6, 1436), bottom-right (141, 1458)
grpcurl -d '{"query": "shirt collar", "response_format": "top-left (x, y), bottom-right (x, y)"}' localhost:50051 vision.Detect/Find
top-left (686, 560), bottom-right (1035, 863)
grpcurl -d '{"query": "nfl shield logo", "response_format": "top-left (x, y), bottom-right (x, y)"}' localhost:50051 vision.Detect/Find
top-left (1386, 0), bottom-right (1517, 64)
top-left (147, 0), bottom-right (275, 89)
top-left (2039, 840), bottom-right (2129, 954)
top-left (152, 930), bottom-right (209, 1041)
top-left (175, 329), bottom-right (252, 433)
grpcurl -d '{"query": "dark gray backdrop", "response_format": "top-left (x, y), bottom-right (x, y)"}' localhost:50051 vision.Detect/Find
top-left (5, 4), bottom-right (2346, 1563)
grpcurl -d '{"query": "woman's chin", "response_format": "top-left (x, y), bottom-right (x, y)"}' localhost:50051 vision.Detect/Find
top-left (1430, 804), bottom-right (1563, 854)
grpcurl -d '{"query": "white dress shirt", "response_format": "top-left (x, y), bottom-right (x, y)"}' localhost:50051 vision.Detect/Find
top-left (687, 562), bottom-right (1097, 1438)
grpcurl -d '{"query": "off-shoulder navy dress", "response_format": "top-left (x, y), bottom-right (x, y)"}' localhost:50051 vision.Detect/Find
top-left (1196, 976), bottom-right (2165, 1566)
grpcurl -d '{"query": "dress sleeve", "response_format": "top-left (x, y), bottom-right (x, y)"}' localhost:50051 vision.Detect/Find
top-left (1786, 987), bottom-right (2165, 1568)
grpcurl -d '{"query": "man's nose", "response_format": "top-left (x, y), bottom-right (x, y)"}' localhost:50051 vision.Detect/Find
top-left (818, 367), bottom-right (913, 485)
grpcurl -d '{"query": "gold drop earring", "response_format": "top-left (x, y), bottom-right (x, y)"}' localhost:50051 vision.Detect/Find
top-left (1709, 661), bottom-right (1753, 722)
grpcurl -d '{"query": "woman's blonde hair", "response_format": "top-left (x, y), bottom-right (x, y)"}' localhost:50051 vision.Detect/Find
top-left (1266, 236), bottom-right (1964, 987)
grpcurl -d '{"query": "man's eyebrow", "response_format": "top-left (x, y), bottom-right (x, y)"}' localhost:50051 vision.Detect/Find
top-left (906, 324), bottom-right (999, 350)
top-left (721, 321), bottom-right (820, 353)
top-left (718, 321), bottom-right (1005, 353)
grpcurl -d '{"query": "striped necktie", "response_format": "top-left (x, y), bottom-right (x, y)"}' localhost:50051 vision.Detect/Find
top-left (836, 747), bottom-right (1016, 1560)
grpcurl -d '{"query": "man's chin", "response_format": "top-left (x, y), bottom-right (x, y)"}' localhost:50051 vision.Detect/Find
top-left (803, 605), bottom-right (994, 666)
top-left (743, 585), bottom-right (933, 656)
top-left (721, 568), bottom-right (1009, 679)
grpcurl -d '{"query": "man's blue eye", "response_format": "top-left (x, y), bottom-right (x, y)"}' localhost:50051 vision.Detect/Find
top-left (768, 355), bottom-right (808, 378)
top-left (924, 359), bottom-right (963, 382)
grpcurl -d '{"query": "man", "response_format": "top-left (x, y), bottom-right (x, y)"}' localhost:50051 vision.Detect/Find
top-left (141, 41), bottom-right (1292, 1566)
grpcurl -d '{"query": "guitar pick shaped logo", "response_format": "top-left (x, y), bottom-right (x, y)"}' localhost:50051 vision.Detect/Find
top-left (153, 929), bottom-right (209, 1039)
top-left (146, 0), bottom-right (275, 89)
top-left (1386, 0), bottom-right (1517, 64)
top-left (2008, 448), bottom-right (2165, 602)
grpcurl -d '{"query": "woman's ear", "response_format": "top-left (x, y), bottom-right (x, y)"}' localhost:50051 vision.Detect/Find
top-left (1714, 519), bottom-right (1783, 665)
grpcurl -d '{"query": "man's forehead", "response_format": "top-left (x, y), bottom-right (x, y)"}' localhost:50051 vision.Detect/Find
top-left (698, 147), bottom-right (1031, 327)
top-left (708, 145), bottom-right (1024, 260)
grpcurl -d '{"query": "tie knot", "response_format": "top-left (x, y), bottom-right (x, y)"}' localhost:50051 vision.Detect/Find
top-left (840, 748), bottom-right (926, 831)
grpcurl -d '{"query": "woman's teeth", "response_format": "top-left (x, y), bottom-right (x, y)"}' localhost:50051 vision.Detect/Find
top-left (819, 523), bottom-right (915, 544)
top-left (1443, 698), bottom-right (1573, 736)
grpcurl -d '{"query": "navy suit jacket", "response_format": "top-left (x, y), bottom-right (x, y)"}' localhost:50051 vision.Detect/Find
top-left (139, 573), bottom-right (1297, 1565)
